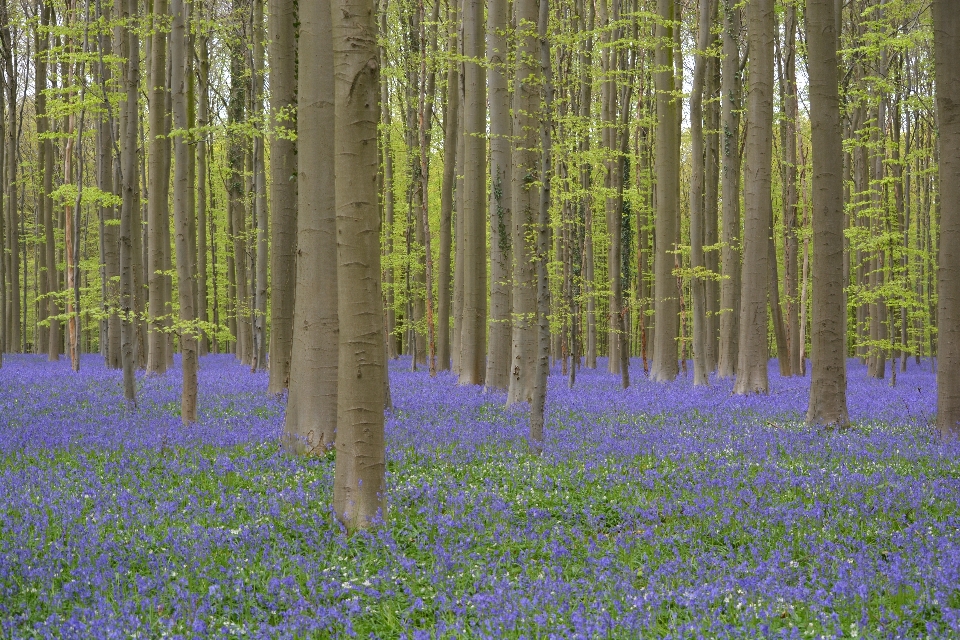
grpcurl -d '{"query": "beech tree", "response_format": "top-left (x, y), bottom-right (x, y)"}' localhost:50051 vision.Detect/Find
top-left (331, 0), bottom-right (387, 532)
top-left (933, 0), bottom-right (959, 440)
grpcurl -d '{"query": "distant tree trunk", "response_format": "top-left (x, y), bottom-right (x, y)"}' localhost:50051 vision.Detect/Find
top-left (117, 0), bottom-right (138, 401)
top-left (147, 0), bottom-right (168, 374)
top-left (651, 0), bottom-right (679, 382)
top-left (689, 0), bottom-right (711, 386)
top-left (805, 0), bottom-right (848, 426)
top-left (704, 18), bottom-right (720, 375)
top-left (171, 0), bottom-right (198, 421)
top-left (458, 0), bottom-right (486, 386)
top-left (579, 0), bottom-right (595, 369)
top-left (507, 0), bottom-right (539, 403)
top-left (35, 2), bottom-right (51, 356)
top-left (331, 0), bottom-right (387, 532)
top-left (228, 0), bottom-right (251, 364)
top-left (98, 4), bottom-right (121, 369)
top-left (733, 0), bottom-right (773, 395)
top-left (933, 0), bottom-right (960, 440)
top-left (283, 0), bottom-right (337, 455)
top-left (0, 7), bottom-right (19, 355)
top-left (530, 0), bottom-right (551, 451)
top-left (485, 0), bottom-right (512, 390)
top-left (781, 2), bottom-right (801, 376)
top-left (867, 90), bottom-right (887, 379)
top-left (718, 0), bottom-right (741, 378)
top-left (251, 0), bottom-right (269, 373)
top-left (437, 3), bottom-right (457, 371)
top-left (197, 28), bottom-right (211, 357)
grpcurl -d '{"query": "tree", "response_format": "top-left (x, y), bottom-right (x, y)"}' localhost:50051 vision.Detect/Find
top-left (146, 0), bottom-right (169, 374)
top-left (805, 0), bottom-right (848, 426)
top-left (933, 0), bottom-right (960, 440)
top-left (650, 0), bottom-right (679, 383)
top-left (282, 0), bottom-right (337, 455)
top-left (170, 0), bottom-right (198, 421)
top-left (733, 0), bottom-right (773, 395)
top-left (507, 0), bottom-right (539, 404)
top-left (459, 0), bottom-right (486, 386)
top-left (718, 0), bottom-right (741, 379)
top-left (331, 0), bottom-right (387, 531)
top-left (689, 0), bottom-right (713, 386)
top-left (485, 0), bottom-right (511, 391)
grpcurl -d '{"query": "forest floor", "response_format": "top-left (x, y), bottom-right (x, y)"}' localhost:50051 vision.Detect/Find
top-left (1, 353), bottom-right (958, 638)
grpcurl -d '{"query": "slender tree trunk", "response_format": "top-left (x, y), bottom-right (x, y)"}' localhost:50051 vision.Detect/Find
top-left (485, 0), bottom-right (512, 390)
top-left (197, 28), bottom-right (210, 357)
top-left (458, 0), bottom-right (486, 386)
top-left (35, 2), bottom-right (50, 356)
top-left (116, 0), bottom-right (138, 401)
top-left (934, 0), bottom-right (960, 440)
top-left (507, 0), bottom-right (540, 402)
top-left (805, 0), bottom-right (848, 426)
top-left (283, 0), bottom-right (337, 455)
top-left (146, 0), bottom-right (168, 374)
top-left (718, 0), bottom-right (741, 378)
top-left (437, 3), bottom-right (457, 371)
top-left (579, 0), bottom-right (595, 369)
top-left (252, 0), bottom-right (269, 372)
top-left (170, 0), bottom-right (197, 420)
top-left (331, 0), bottom-right (387, 532)
top-left (530, 0), bottom-right (551, 451)
top-left (689, 0), bottom-right (711, 386)
top-left (733, 0), bottom-right (773, 395)
top-left (651, 0), bottom-right (679, 382)
top-left (704, 23), bottom-right (720, 374)
top-left (782, 2), bottom-right (801, 376)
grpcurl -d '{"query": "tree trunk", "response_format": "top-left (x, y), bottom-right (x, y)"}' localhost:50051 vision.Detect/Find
top-left (283, 0), bottom-right (337, 455)
top-left (933, 0), bottom-right (960, 440)
top-left (147, 0), bottom-right (168, 374)
top-left (251, 0), bottom-right (269, 372)
top-left (197, 27), bottom-right (210, 357)
top-left (651, 0), bottom-right (679, 382)
top-left (733, 0), bottom-right (773, 395)
top-left (485, 0), bottom-right (512, 390)
top-left (718, 0), bottom-right (741, 378)
top-left (805, 0), bottom-right (848, 426)
top-left (507, 0), bottom-right (539, 403)
top-left (437, 3), bottom-right (457, 371)
top-left (782, 2), bottom-right (801, 376)
top-left (530, 0), bottom-right (551, 451)
top-left (689, 0), bottom-right (711, 386)
top-left (331, 0), bottom-right (387, 532)
top-left (171, 0), bottom-right (198, 421)
top-left (116, 0), bottom-right (138, 401)
top-left (458, 0), bottom-right (486, 386)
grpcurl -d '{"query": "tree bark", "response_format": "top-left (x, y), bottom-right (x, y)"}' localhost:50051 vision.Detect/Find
top-left (251, 0), bottom-right (269, 372)
top-left (733, 0), bottom-right (773, 395)
top-left (283, 0), bottom-right (337, 455)
top-left (507, 0), bottom-right (539, 403)
top-left (689, 0), bottom-right (712, 386)
top-left (458, 0), bottom-right (486, 386)
top-left (171, 0), bottom-right (198, 421)
top-left (718, 0), bottom-right (741, 378)
top-left (933, 0), bottom-right (960, 440)
top-left (146, 0), bottom-right (168, 374)
top-left (331, 0), bottom-right (387, 532)
top-left (651, 0), bottom-right (679, 382)
top-left (485, 0), bottom-right (512, 390)
top-left (437, 3), bottom-right (457, 371)
top-left (805, 0), bottom-right (848, 426)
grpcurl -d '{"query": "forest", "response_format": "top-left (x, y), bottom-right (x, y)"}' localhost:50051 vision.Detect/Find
top-left (0, 0), bottom-right (959, 636)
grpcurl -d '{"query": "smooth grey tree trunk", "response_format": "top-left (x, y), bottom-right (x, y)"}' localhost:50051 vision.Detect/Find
top-left (933, 0), bottom-right (960, 440)
top-left (458, 0), bottom-right (486, 386)
top-left (170, 0), bottom-right (198, 421)
top-left (650, 0), bottom-right (679, 382)
top-left (331, 0), bottom-right (387, 532)
top-left (485, 0), bottom-right (512, 390)
top-left (718, 0), bottom-right (741, 378)
top-left (146, 0), bottom-right (168, 374)
top-left (251, 0), bottom-right (269, 373)
top-left (437, 4), bottom-right (457, 371)
top-left (805, 0), bottom-right (848, 426)
top-left (733, 0), bottom-right (773, 395)
top-left (507, 0), bottom-right (539, 403)
top-left (282, 0), bottom-right (337, 455)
